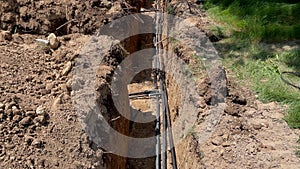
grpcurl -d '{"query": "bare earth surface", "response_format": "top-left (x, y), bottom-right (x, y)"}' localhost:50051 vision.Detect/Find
top-left (0, 0), bottom-right (299, 169)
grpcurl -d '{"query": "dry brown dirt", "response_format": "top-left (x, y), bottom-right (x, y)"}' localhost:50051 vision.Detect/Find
top-left (0, 0), bottom-right (299, 169)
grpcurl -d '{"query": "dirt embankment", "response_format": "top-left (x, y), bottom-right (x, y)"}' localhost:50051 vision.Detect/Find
top-left (0, 0), bottom-right (135, 35)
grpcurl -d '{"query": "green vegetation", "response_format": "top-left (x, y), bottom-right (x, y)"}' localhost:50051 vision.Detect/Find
top-left (225, 49), bottom-right (300, 128)
top-left (186, 125), bottom-right (198, 139)
top-left (204, 0), bottom-right (300, 128)
top-left (167, 5), bottom-right (176, 15)
top-left (297, 149), bottom-right (300, 158)
top-left (204, 0), bottom-right (300, 43)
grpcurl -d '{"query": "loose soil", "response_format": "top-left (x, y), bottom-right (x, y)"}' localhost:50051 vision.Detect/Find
top-left (0, 1), bottom-right (299, 169)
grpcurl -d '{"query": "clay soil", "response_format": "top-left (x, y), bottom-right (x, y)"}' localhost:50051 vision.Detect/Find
top-left (0, 0), bottom-right (300, 169)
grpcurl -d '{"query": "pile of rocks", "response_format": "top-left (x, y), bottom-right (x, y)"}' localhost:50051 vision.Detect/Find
top-left (0, 101), bottom-right (48, 128)
top-left (0, 99), bottom-right (51, 166)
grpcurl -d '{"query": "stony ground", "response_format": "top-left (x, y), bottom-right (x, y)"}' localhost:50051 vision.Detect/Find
top-left (0, 0), bottom-right (299, 169)
top-left (0, 32), bottom-right (106, 168)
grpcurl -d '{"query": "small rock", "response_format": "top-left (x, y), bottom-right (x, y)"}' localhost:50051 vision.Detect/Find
top-left (39, 89), bottom-right (49, 95)
top-left (246, 142), bottom-right (257, 154)
top-left (211, 136), bottom-right (224, 146)
top-left (12, 106), bottom-right (21, 115)
top-left (6, 144), bottom-right (15, 149)
top-left (261, 122), bottom-right (269, 128)
top-left (55, 72), bottom-right (61, 79)
top-left (197, 100), bottom-right (206, 109)
top-left (20, 116), bottom-right (32, 126)
top-left (6, 109), bottom-right (13, 116)
top-left (5, 102), bottom-right (16, 110)
top-left (36, 106), bottom-right (46, 116)
top-left (0, 102), bottom-right (5, 109)
top-left (245, 108), bottom-right (256, 117)
top-left (62, 61), bottom-right (72, 76)
top-left (47, 33), bottom-right (60, 50)
top-left (241, 120), bottom-right (251, 131)
top-left (67, 115), bottom-right (74, 122)
top-left (107, 3), bottom-right (123, 15)
top-left (222, 142), bottom-right (231, 147)
top-left (222, 133), bottom-right (229, 140)
top-left (0, 114), bottom-right (4, 119)
top-left (25, 111), bottom-right (36, 117)
top-left (10, 156), bottom-right (16, 161)
top-left (33, 116), bottom-right (47, 125)
top-left (24, 135), bottom-right (34, 145)
top-left (225, 105), bottom-right (240, 116)
top-left (59, 84), bottom-right (68, 92)
top-left (234, 96), bottom-right (247, 105)
top-left (267, 145), bottom-right (276, 150)
top-left (66, 79), bottom-right (72, 91)
top-left (252, 122), bottom-right (263, 130)
top-left (53, 51), bottom-right (67, 61)
top-left (45, 83), bottom-right (54, 91)
top-left (19, 6), bottom-right (28, 16)
top-left (12, 115), bottom-right (22, 122)
top-left (51, 95), bottom-right (62, 111)
top-left (54, 160), bottom-right (59, 166)
top-left (1, 12), bottom-right (14, 22)
top-left (12, 34), bottom-right (24, 43)
top-left (0, 31), bottom-right (12, 41)
top-left (31, 139), bottom-right (44, 148)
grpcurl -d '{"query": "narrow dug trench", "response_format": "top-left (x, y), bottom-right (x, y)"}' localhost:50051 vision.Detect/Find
top-left (69, 1), bottom-right (225, 169)
top-left (87, 22), bottom-right (217, 168)
top-left (127, 70), bottom-right (156, 169)
top-left (94, 33), bottom-right (159, 169)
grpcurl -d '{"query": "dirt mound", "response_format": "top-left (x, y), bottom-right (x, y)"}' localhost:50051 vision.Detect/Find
top-left (0, 33), bottom-right (107, 168)
top-left (0, 0), bottom-right (130, 35)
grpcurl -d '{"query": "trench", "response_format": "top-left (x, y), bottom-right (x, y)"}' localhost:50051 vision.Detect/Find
top-left (99, 32), bottom-right (159, 169)
top-left (95, 30), bottom-right (207, 169)
top-left (91, 1), bottom-right (213, 167)
top-left (0, 0), bottom-right (226, 168)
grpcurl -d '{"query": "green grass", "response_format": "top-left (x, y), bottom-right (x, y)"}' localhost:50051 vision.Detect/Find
top-left (204, 0), bottom-right (300, 129)
top-left (297, 149), bottom-right (300, 158)
top-left (205, 0), bottom-right (300, 43)
top-left (223, 45), bottom-right (300, 128)
top-left (186, 125), bottom-right (198, 139)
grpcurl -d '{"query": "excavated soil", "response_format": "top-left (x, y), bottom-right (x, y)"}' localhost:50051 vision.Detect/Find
top-left (0, 0), bottom-right (139, 35)
top-left (0, 32), bottom-right (105, 168)
top-left (0, 1), bottom-right (299, 169)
